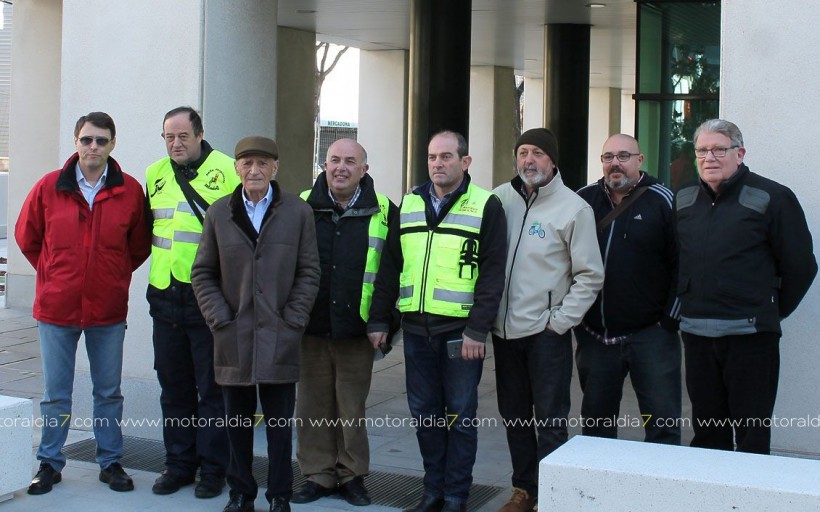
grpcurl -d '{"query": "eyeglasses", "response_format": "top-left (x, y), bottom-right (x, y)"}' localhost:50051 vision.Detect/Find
top-left (78, 136), bottom-right (111, 146)
top-left (601, 152), bottom-right (640, 163)
top-left (694, 146), bottom-right (739, 159)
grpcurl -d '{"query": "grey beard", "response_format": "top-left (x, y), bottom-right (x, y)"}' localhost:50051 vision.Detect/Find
top-left (606, 175), bottom-right (634, 191)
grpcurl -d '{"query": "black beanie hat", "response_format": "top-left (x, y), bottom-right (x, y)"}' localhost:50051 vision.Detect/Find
top-left (515, 128), bottom-right (559, 166)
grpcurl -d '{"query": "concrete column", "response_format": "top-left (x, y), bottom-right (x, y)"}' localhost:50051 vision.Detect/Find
top-left (202, 0), bottom-right (278, 151)
top-left (6, 0), bottom-right (62, 309)
top-left (543, 24), bottom-right (591, 192)
top-left (587, 87), bottom-right (623, 184)
top-left (522, 77), bottom-right (544, 130)
top-left (276, 27), bottom-right (316, 194)
top-left (722, 0), bottom-right (820, 458)
top-left (468, 66), bottom-right (517, 190)
top-left (407, 0), bottom-right (472, 188)
top-left (358, 49), bottom-right (408, 204)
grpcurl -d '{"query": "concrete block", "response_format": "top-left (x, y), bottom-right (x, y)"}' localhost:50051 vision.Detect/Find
top-left (539, 436), bottom-right (820, 511)
top-left (0, 395), bottom-right (33, 502)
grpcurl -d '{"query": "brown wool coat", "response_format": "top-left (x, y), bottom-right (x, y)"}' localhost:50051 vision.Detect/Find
top-left (191, 182), bottom-right (320, 386)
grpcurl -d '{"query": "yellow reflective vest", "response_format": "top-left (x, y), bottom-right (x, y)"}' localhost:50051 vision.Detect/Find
top-left (398, 183), bottom-right (492, 317)
top-left (300, 189), bottom-right (390, 321)
top-left (146, 150), bottom-right (239, 289)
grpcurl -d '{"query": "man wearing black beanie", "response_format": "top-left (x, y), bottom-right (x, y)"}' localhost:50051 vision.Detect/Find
top-left (491, 128), bottom-right (604, 512)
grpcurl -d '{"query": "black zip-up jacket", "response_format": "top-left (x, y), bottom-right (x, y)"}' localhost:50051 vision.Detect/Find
top-left (368, 173), bottom-right (507, 342)
top-left (675, 164), bottom-right (817, 336)
top-left (303, 172), bottom-right (399, 339)
top-left (577, 172), bottom-right (678, 337)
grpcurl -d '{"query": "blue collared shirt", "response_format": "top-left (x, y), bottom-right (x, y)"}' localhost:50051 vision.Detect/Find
top-left (243, 184), bottom-right (274, 233)
top-left (75, 164), bottom-right (109, 210)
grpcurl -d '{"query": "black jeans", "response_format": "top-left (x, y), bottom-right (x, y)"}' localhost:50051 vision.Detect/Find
top-left (492, 328), bottom-right (572, 496)
top-left (222, 383), bottom-right (295, 503)
top-left (575, 324), bottom-right (681, 444)
top-left (153, 318), bottom-right (228, 478)
top-left (682, 331), bottom-right (780, 454)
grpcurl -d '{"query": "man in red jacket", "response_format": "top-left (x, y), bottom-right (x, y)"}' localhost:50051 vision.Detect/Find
top-left (15, 112), bottom-right (151, 495)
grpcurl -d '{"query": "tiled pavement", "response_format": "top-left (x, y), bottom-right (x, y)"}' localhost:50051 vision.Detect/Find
top-left (0, 237), bottom-right (693, 511)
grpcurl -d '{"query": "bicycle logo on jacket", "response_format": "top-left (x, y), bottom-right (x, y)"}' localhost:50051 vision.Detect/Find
top-left (528, 221), bottom-right (546, 239)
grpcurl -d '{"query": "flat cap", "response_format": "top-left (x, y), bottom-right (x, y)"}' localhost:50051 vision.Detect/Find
top-left (235, 136), bottom-right (279, 160)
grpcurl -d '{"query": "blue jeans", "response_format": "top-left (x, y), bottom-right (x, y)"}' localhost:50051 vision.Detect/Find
top-left (403, 330), bottom-right (483, 505)
top-left (37, 321), bottom-right (126, 471)
top-left (574, 324), bottom-right (681, 444)
top-left (492, 328), bottom-right (573, 496)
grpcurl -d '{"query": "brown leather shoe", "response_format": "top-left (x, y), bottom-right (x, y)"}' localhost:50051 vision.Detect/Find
top-left (499, 487), bottom-right (535, 512)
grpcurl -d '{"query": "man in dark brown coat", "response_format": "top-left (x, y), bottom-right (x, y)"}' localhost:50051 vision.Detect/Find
top-left (191, 136), bottom-right (320, 512)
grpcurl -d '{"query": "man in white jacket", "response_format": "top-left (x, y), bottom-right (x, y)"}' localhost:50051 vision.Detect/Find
top-left (492, 128), bottom-right (604, 512)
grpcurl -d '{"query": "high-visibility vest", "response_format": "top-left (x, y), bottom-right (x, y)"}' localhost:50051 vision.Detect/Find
top-left (398, 183), bottom-right (492, 317)
top-left (146, 150), bottom-right (239, 288)
top-left (300, 189), bottom-right (390, 321)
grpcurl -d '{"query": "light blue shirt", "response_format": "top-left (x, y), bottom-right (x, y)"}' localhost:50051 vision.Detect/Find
top-left (243, 184), bottom-right (274, 233)
top-left (75, 164), bottom-right (108, 210)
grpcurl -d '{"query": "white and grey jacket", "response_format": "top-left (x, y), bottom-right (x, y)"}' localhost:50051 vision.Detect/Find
top-left (493, 172), bottom-right (604, 339)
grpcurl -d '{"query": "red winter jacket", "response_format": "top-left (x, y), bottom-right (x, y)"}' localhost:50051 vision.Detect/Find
top-left (15, 153), bottom-right (151, 327)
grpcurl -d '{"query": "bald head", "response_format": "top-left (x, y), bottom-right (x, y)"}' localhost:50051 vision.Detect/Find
top-left (601, 134), bottom-right (643, 194)
top-left (324, 138), bottom-right (369, 201)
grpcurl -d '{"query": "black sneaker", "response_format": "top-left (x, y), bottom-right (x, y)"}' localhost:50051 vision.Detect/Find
top-left (195, 474), bottom-right (226, 499)
top-left (28, 462), bottom-right (62, 495)
top-left (99, 462), bottom-right (134, 492)
top-left (152, 469), bottom-right (196, 495)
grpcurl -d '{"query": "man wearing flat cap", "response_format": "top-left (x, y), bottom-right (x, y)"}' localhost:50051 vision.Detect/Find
top-left (191, 136), bottom-right (320, 512)
top-left (492, 128), bottom-right (603, 512)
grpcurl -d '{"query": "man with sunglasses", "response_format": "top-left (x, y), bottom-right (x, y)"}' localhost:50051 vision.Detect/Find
top-left (145, 107), bottom-right (238, 499)
top-left (676, 119), bottom-right (817, 454)
top-left (575, 134), bottom-right (681, 447)
top-left (16, 111), bottom-right (151, 494)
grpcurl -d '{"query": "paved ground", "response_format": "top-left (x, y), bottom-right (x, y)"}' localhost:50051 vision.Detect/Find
top-left (0, 236), bottom-right (693, 511)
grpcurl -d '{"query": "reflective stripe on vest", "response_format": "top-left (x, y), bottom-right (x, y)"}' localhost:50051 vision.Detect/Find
top-left (146, 150), bottom-right (239, 288)
top-left (398, 183), bottom-right (492, 317)
top-left (300, 189), bottom-right (390, 321)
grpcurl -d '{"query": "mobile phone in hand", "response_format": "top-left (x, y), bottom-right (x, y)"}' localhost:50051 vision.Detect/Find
top-left (446, 338), bottom-right (463, 359)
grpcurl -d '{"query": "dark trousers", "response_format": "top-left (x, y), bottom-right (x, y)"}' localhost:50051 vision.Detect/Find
top-left (403, 330), bottom-right (483, 505)
top-left (492, 328), bottom-right (573, 496)
top-left (223, 383), bottom-right (295, 503)
top-left (152, 318), bottom-right (228, 478)
top-left (574, 324), bottom-right (681, 444)
top-left (682, 331), bottom-right (780, 454)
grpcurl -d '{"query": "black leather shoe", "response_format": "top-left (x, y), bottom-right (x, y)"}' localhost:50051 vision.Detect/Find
top-left (442, 502), bottom-right (467, 512)
top-left (28, 462), bottom-right (62, 495)
top-left (195, 474), bottom-right (226, 498)
top-left (403, 494), bottom-right (445, 512)
top-left (340, 476), bottom-right (371, 506)
top-left (152, 469), bottom-right (196, 495)
top-left (223, 492), bottom-right (255, 512)
top-left (291, 480), bottom-right (335, 503)
top-left (99, 462), bottom-right (134, 492)
top-left (270, 496), bottom-right (291, 512)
